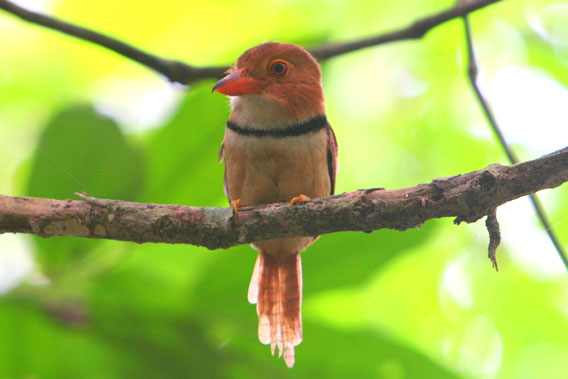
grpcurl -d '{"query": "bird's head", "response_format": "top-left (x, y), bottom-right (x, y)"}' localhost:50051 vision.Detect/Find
top-left (213, 42), bottom-right (325, 126)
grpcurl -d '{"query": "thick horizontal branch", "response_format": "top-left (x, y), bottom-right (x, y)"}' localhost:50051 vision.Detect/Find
top-left (0, 0), bottom-right (502, 85)
top-left (1, 147), bottom-right (567, 250)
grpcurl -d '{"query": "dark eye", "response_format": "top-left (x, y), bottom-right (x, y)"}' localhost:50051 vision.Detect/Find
top-left (269, 60), bottom-right (288, 76)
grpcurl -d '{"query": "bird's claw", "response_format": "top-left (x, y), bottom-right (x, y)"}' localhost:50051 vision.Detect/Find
top-left (231, 199), bottom-right (243, 216)
top-left (290, 194), bottom-right (310, 206)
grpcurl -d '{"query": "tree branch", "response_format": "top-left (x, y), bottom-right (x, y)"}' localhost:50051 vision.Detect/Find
top-left (0, 0), bottom-right (502, 85)
top-left (1, 147), bottom-right (567, 250)
top-left (0, 0), bottom-right (227, 84)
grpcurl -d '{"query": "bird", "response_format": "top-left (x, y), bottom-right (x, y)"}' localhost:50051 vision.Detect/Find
top-left (212, 42), bottom-right (337, 368)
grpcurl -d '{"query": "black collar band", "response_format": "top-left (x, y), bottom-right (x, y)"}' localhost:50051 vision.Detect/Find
top-left (227, 115), bottom-right (328, 138)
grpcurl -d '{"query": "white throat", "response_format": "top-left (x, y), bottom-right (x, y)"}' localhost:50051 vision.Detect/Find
top-left (230, 95), bottom-right (319, 130)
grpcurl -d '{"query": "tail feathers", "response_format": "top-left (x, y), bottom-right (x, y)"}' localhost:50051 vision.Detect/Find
top-left (248, 253), bottom-right (302, 368)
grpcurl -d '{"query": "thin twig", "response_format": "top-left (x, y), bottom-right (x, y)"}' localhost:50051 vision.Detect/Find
top-left (0, 0), bottom-right (502, 85)
top-left (461, 13), bottom-right (568, 270)
top-left (310, 0), bottom-right (503, 60)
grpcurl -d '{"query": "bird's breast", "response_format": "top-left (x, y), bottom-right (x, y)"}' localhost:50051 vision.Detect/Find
top-left (223, 128), bottom-right (330, 206)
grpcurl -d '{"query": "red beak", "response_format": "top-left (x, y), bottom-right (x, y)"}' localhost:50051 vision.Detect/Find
top-left (212, 70), bottom-right (263, 96)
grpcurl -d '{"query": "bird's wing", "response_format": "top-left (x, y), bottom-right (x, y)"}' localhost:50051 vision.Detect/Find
top-left (326, 125), bottom-right (338, 195)
top-left (218, 142), bottom-right (225, 163)
top-left (219, 142), bottom-right (231, 200)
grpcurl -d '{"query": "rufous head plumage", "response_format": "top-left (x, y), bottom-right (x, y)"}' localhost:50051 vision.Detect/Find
top-left (213, 42), bottom-right (325, 122)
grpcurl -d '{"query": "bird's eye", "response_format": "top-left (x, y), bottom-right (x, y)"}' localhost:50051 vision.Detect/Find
top-left (269, 60), bottom-right (288, 76)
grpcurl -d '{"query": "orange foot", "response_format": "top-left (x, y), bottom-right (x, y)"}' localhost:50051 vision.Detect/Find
top-left (231, 199), bottom-right (243, 216)
top-left (289, 194), bottom-right (310, 206)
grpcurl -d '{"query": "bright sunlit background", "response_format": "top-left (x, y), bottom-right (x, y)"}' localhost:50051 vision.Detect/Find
top-left (1, 0), bottom-right (568, 377)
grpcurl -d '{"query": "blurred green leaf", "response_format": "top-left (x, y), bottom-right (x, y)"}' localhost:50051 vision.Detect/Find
top-left (2, 0), bottom-right (568, 377)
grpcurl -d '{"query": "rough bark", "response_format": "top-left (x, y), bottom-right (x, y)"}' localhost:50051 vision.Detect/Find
top-left (1, 147), bottom-right (566, 250)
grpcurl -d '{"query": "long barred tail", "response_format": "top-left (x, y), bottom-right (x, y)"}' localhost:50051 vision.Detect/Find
top-left (248, 252), bottom-right (302, 368)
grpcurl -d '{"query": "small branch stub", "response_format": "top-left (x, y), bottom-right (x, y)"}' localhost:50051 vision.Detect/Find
top-left (485, 209), bottom-right (500, 271)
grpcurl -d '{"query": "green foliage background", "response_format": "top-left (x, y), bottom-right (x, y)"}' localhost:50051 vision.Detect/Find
top-left (1, 0), bottom-right (568, 377)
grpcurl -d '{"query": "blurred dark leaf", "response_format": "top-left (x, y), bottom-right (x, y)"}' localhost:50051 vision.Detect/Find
top-left (297, 323), bottom-right (459, 378)
top-left (26, 104), bottom-right (144, 275)
top-left (27, 104), bottom-right (144, 200)
top-left (0, 302), bottom-right (120, 378)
